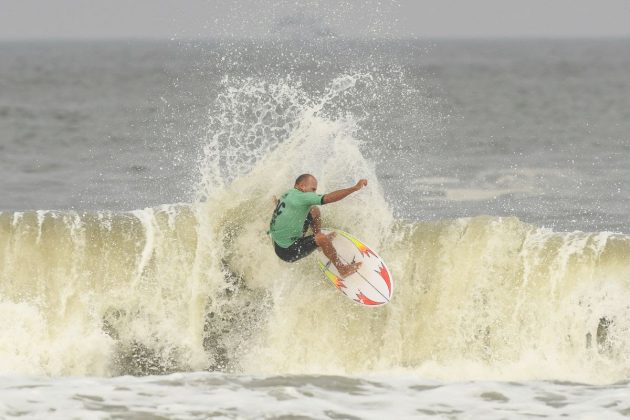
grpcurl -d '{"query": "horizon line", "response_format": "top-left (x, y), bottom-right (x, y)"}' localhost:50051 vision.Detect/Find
top-left (1, 33), bottom-right (630, 43)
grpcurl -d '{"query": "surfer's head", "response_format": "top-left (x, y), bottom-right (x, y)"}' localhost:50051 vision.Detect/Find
top-left (295, 173), bottom-right (318, 193)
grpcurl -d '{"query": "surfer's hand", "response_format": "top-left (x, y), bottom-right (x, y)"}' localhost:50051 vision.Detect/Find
top-left (354, 179), bottom-right (368, 191)
top-left (272, 195), bottom-right (279, 206)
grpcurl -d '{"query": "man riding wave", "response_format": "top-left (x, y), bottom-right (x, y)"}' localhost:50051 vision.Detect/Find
top-left (269, 174), bottom-right (367, 277)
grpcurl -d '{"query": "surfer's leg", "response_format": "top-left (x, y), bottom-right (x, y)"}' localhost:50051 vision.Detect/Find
top-left (307, 208), bottom-right (337, 243)
top-left (309, 206), bottom-right (322, 234)
top-left (302, 213), bottom-right (313, 235)
top-left (314, 233), bottom-right (361, 277)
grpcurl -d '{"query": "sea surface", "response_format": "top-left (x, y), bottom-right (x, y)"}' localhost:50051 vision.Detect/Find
top-left (1, 38), bottom-right (630, 418)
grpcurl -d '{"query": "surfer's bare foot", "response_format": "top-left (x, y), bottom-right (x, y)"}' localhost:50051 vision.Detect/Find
top-left (337, 262), bottom-right (361, 277)
top-left (326, 232), bottom-right (336, 241)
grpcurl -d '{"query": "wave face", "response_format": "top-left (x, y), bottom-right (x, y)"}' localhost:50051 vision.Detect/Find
top-left (1, 75), bottom-right (629, 384)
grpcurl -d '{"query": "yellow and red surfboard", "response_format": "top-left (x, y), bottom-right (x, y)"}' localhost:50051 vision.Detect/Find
top-left (317, 229), bottom-right (393, 306)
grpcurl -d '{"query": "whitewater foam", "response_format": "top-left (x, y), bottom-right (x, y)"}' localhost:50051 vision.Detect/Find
top-left (1, 75), bottom-right (629, 385)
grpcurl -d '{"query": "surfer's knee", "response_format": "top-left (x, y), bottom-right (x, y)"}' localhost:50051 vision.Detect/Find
top-left (314, 232), bottom-right (328, 247)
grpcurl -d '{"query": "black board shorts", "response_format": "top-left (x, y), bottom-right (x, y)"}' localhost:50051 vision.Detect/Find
top-left (273, 213), bottom-right (318, 262)
top-left (274, 235), bottom-right (318, 262)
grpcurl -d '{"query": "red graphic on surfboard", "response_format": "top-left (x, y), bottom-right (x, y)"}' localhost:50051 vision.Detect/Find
top-left (375, 263), bottom-right (392, 296)
top-left (354, 291), bottom-right (383, 306)
top-left (336, 230), bottom-right (378, 258)
top-left (318, 262), bottom-right (347, 290)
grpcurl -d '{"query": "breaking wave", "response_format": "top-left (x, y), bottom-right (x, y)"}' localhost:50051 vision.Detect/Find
top-left (1, 75), bottom-right (629, 384)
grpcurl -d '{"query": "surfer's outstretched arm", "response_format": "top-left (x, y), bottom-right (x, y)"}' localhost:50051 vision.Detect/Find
top-left (321, 179), bottom-right (367, 204)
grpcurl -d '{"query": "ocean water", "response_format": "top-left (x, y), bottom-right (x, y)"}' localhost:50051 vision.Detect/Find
top-left (1, 38), bottom-right (630, 418)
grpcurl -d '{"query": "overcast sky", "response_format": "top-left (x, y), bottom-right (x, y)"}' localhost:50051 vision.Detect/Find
top-left (1, 0), bottom-right (630, 40)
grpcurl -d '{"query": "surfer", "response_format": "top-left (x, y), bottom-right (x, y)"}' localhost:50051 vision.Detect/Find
top-left (269, 174), bottom-right (367, 277)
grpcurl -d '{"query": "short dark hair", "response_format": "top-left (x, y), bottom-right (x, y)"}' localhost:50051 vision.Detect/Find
top-left (295, 173), bottom-right (314, 185)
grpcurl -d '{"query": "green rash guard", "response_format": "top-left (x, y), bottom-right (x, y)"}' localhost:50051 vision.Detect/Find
top-left (269, 188), bottom-right (324, 248)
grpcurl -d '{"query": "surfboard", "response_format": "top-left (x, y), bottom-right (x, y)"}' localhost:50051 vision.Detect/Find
top-left (316, 229), bottom-right (393, 306)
